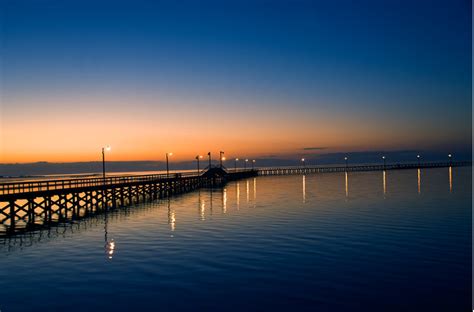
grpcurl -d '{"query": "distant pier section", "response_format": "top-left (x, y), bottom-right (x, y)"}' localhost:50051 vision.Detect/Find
top-left (0, 161), bottom-right (470, 235)
top-left (257, 161), bottom-right (471, 175)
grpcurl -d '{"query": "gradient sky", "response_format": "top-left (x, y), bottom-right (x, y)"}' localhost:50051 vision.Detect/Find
top-left (0, 0), bottom-right (471, 163)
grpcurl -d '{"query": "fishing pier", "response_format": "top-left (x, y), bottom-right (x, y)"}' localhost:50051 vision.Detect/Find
top-left (0, 167), bottom-right (257, 235)
top-left (0, 161), bottom-right (469, 235)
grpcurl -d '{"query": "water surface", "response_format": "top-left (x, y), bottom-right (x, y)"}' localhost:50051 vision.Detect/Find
top-left (0, 167), bottom-right (471, 311)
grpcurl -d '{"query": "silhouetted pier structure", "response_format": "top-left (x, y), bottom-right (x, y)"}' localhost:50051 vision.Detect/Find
top-left (257, 161), bottom-right (470, 176)
top-left (0, 167), bottom-right (257, 235)
top-left (0, 161), bottom-right (469, 235)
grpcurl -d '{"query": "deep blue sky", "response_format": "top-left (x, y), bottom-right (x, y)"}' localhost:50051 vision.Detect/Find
top-left (1, 0), bottom-right (471, 164)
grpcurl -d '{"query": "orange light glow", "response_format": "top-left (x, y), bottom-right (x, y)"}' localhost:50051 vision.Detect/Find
top-left (1, 94), bottom-right (469, 163)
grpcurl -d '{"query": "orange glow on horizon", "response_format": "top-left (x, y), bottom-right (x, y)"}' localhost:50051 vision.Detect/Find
top-left (1, 95), bottom-right (469, 164)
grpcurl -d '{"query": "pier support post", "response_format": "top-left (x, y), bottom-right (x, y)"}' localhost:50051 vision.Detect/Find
top-left (9, 200), bottom-right (15, 233)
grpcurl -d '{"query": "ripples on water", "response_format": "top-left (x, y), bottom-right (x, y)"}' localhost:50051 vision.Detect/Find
top-left (0, 167), bottom-right (471, 311)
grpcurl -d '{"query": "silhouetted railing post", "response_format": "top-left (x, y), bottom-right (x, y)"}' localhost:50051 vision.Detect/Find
top-left (102, 148), bottom-right (106, 181)
top-left (166, 153), bottom-right (172, 178)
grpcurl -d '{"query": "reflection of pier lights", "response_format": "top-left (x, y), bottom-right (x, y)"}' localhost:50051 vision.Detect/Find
top-left (448, 155), bottom-right (453, 192)
top-left (222, 188), bottom-right (227, 213)
top-left (302, 175), bottom-right (306, 203)
top-left (246, 180), bottom-right (250, 203)
top-left (345, 171), bottom-right (348, 198)
top-left (104, 208), bottom-right (115, 260)
top-left (198, 190), bottom-right (205, 221)
top-left (167, 199), bottom-right (175, 232)
top-left (253, 177), bottom-right (257, 201)
top-left (383, 170), bottom-right (387, 196)
top-left (105, 239), bottom-right (115, 260)
top-left (417, 168), bottom-right (421, 194)
top-left (449, 166), bottom-right (453, 192)
top-left (236, 182), bottom-right (240, 209)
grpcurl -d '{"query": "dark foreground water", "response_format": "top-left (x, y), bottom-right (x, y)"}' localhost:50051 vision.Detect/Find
top-left (0, 167), bottom-right (471, 311)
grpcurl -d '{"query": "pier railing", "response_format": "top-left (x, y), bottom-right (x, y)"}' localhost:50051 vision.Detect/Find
top-left (0, 169), bottom-right (255, 196)
top-left (0, 162), bottom-right (470, 196)
top-left (257, 161), bottom-right (470, 176)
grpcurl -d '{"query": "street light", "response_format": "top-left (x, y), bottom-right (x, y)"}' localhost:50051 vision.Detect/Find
top-left (208, 152), bottom-right (212, 168)
top-left (448, 154), bottom-right (452, 165)
top-left (102, 145), bottom-right (111, 181)
top-left (166, 152), bottom-right (173, 178)
top-left (382, 155), bottom-right (386, 168)
top-left (344, 156), bottom-right (348, 169)
top-left (195, 155), bottom-right (203, 174)
top-left (235, 158), bottom-right (239, 171)
top-left (245, 159), bottom-right (249, 169)
top-left (301, 158), bottom-right (305, 169)
top-left (220, 151), bottom-right (225, 167)
top-left (252, 159), bottom-right (256, 170)
top-left (417, 154), bottom-right (421, 167)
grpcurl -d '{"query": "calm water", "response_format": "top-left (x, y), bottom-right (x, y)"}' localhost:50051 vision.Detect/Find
top-left (0, 167), bottom-right (471, 311)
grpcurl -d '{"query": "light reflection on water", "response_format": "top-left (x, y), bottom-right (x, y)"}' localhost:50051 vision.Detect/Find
top-left (236, 182), bottom-right (240, 209)
top-left (344, 171), bottom-right (348, 198)
top-left (383, 170), bottom-right (387, 195)
top-left (449, 166), bottom-right (453, 192)
top-left (418, 168), bottom-right (421, 194)
top-left (302, 175), bottom-right (306, 203)
top-left (0, 167), bottom-right (470, 311)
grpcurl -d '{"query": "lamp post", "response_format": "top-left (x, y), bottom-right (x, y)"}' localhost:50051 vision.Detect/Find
top-left (344, 156), bottom-right (348, 170)
top-left (235, 158), bottom-right (239, 171)
top-left (208, 152), bottom-right (211, 168)
top-left (382, 155), bottom-right (386, 169)
top-left (220, 151), bottom-right (225, 167)
top-left (301, 158), bottom-right (305, 169)
top-left (245, 159), bottom-right (248, 169)
top-left (448, 154), bottom-right (452, 166)
top-left (102, 145), bottom-right (111, 181)
top-left (417, 154), bottom-right (421, 167)
top-left (252, 159), bottom-right (256, 170)
top-left (166, 152), bottom-right (173, 178)
top-left (196, 155), bottom-right (203, 174)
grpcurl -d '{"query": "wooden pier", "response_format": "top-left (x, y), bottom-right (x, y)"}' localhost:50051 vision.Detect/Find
top-left (0, 167), bottom-right (257, 235)
top-left (0, 161), bottom-right (469, 236)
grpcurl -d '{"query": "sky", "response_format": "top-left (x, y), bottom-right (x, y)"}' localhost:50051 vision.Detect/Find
top-left (0, 0), bottom-right (471, 165)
